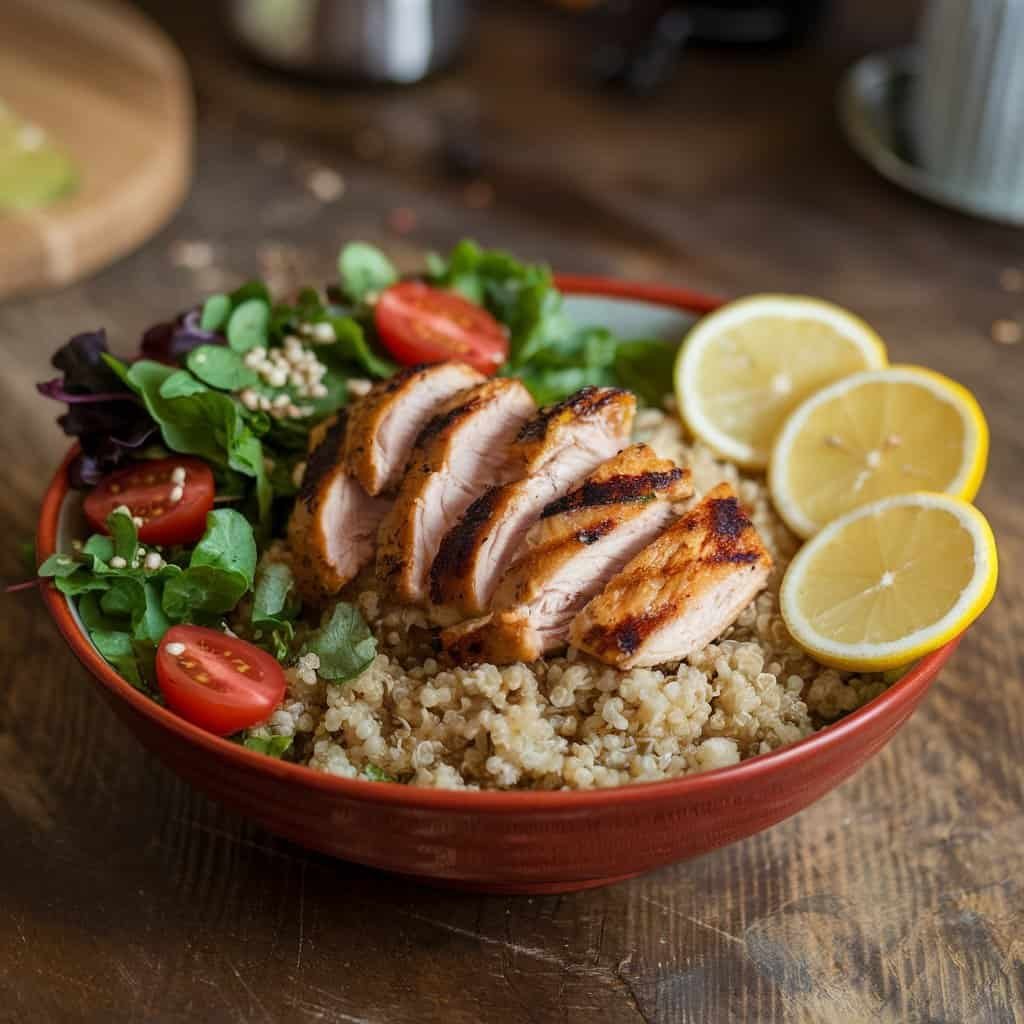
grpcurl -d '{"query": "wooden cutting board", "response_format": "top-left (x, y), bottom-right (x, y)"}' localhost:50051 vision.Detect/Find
top-left (0, 0), bottom-right (192, 300)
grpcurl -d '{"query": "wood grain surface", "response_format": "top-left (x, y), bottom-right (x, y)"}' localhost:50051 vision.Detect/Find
top-left (1, 1), bottom-right (1021, 1021)
top-left (0, 0), bottom-right (191, 300)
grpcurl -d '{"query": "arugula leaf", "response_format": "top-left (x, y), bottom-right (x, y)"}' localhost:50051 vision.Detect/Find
top-left (106, 508), bottom-right (138, 563)
top-left (191, 509), bottom-right (258, 583)
top-left (320, 315), bottom-right (395, 379)
top-left (250, 562), bottom-right (300, 659)
top-left (362, 764), bottom-right (396, 783)
top-left (187, 346), bottom-right (259, 391)
top-left (299, 603), bottom-right (376, 683)
top-left (338, 242), bottom-right (397, 303)
top-left (200, 293), bottom-right (231, 332)
top-left (162, 510), bottom-right (257, 619)
top-left (227, 298), bottom-right (270, 353)
top-left (243, 734), bottom-right (294, 758)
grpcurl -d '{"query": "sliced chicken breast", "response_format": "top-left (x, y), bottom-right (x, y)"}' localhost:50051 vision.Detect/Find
top-left (442, 444), bottom-right (693, 664)
top-left (429, 387), bottom-right (636, 617)
top-left (376, 378), bottom-right (536, 604)
top-left (288, 413), bottom-right (391, 604)
top-left (570, 483), bottom-right (772, 669)
top-left (344, 361), bottom-right (484, 495)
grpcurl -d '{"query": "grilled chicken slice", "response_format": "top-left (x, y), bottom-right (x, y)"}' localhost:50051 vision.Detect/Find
top-left (344, 362), bottom-right (484, 495)
top-left (570, 483), bottom-right (772, 668)
top-left (288, 413), bottom-right (391, 603)
top-left (429, 387), bottom-right (636, 617)
top-left (376, 378), bottom-right (536, 604)
top-left (442, 444), bottom-right (693, 664)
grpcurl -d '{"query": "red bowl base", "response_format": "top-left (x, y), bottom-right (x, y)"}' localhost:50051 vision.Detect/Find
top-left (394, 870), bottom-right (644, 895)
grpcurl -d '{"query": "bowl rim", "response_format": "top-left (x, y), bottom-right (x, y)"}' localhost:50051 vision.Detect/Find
top-left (37, 273), bottom-right (959, 813)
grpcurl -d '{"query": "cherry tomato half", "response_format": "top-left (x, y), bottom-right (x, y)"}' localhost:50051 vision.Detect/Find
top-left (374, 281), bottom-right (509, 375)
top-left (83, 456), bottom-right (215, 546)
top-left (156, 626), bottom-right (287, 736)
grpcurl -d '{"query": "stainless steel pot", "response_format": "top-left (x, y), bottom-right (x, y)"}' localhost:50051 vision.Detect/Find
top-left (226, 0), bottom-right (470, 84)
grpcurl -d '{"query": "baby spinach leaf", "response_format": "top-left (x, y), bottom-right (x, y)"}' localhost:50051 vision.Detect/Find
top-left (300, 603), bottom-right (376, 683)
top-left (243, 734), bottom-right (294, 758)
top-left (158, 370), bottom-right (208, 400)
top-left (338, 242), bottom-right (397, 303)
top-left (187, 346), bottom-right (259, 391)
top-left (38, 553), bottom-right (80, 578)
top-left (200, 293), bottom-right (231, 332)
top-left (227, 298), bottom-right (270, 353)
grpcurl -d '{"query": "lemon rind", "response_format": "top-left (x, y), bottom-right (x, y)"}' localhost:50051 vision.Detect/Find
top-left (675, 294), bottom-right (889, 469)
top-left (779, 491), bottom-right (998, 672)
top-left (769, 364), bottom-right (990, 539)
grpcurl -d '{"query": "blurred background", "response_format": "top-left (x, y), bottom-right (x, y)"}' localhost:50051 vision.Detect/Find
top-left (3, 5), bottom-right (1023, 1020)
top-left (3, 0), bottom-right (1023, 318)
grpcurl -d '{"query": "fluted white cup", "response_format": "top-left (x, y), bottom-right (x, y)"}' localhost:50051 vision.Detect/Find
top-left (912, 0), bottom-right (1024, 221)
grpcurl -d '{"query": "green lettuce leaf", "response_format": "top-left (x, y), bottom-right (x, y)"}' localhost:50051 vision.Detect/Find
top-left (299, 602), bottom-right (376, 683)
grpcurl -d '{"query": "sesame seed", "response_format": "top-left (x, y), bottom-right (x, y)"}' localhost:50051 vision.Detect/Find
top-left (243, 348), bottom-right (265, 368)
top-left (165, 642), bottom-right (186, 656)
top-left (109, 556), bottom-right (127, 569)
top-left (292, 461), bottom-right (307, 487)
top-left (347, 378), bottom-right (372, 397)
top-left (258, 396), bottom-right (272, 412)
top-left (239, 388), bottom-right (260, 410)
top-left (144, 552), bottom-right (164, 570)
top-left (169, 485), bottom-right (184, 503)
top-left (113, 504), bottom-right (131, 516)
top-left (171, 466), bottom-right (186, 484)
top-left (132, 516), bottom-right (144, 529)
top-left (272, 393), bottom-right (290, 409)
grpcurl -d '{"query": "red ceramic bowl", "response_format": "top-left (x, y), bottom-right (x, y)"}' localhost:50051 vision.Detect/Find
top-left (37, 277), bottom-right (960, 894)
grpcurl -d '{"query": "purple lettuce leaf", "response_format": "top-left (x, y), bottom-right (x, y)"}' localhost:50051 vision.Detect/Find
top-left (140, 308), bottom-right (223, 364)
top-left (38, 329), bottom-right (159, 488)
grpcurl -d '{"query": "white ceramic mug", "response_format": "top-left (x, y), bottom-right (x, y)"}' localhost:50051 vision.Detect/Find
top-left (912, 0), bottom-right (1024, 221)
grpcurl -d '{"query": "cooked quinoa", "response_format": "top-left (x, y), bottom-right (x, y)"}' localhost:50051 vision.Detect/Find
top-left (247, 406), bottom-right (890, 790)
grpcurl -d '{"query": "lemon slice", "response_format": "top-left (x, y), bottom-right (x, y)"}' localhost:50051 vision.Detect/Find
top-left (780, 492), bottom-right (997, 671)
top-left (769, 366), bottom-right (988, 538)
top-left (675, 295), bottom-right (887, 468)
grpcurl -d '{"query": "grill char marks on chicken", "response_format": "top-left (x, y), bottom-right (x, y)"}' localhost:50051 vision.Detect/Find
top-left (429, 387), bottom-right (635, 618)
top-left (375, 377), bottom-right (536, 605)
top-left (441, 443), bottom-right (693, 664)
top-left (570, 483), bottom-right (772, 668)
top-left (288, 411), bottom-right (392, 604)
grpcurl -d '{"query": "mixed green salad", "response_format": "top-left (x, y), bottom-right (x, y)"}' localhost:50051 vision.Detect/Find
top-left (36, 240), bottom-right (676, 755)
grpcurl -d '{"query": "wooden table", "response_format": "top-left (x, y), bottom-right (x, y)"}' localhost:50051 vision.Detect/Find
top-left (2, 2), bottom-right (1021, 1020)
